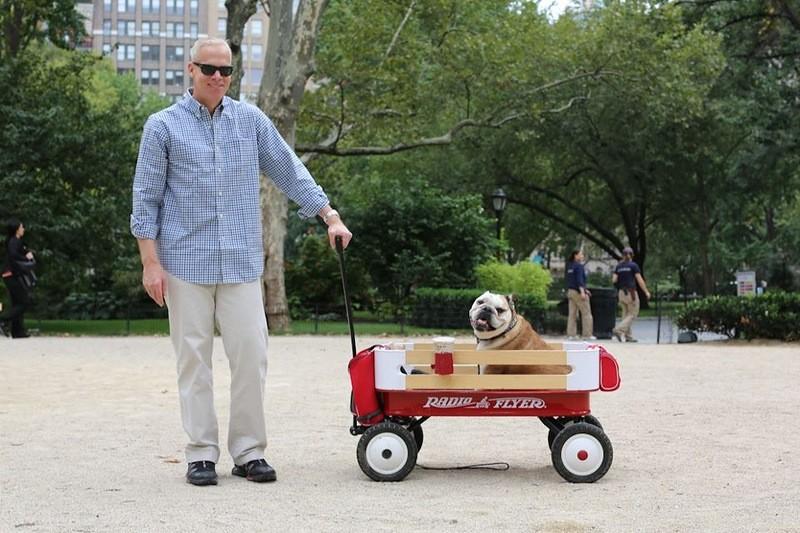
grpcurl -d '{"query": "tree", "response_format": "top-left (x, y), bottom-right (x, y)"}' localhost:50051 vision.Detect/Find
top-left (0, 45), bottom-right (166, 309)
top-left (0, 0), bottom-right (86, 59)
top-left (222, 0), bottom-right (613, 328)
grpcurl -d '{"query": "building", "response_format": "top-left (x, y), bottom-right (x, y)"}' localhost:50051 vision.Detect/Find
top-left (87, 0), bottom-right (268, 102)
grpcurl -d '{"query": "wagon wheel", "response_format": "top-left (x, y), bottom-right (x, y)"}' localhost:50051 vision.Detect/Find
top-left (547, 415), bottom-right (603, 450)
top-left (411, 424), bottom-right (424, 453)
top-left (550, 422), bottom-right (613, 483)
top-left (356, 421), bottom-right (418, 482)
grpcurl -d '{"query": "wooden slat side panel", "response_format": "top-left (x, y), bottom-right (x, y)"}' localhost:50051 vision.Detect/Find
top-left (411, 343), bottom-right (477, 351)
top-left (405, 374), bottom-right (568, 390)
top-left (411, 364), bottom-right (479, 375)
top-left (406, 349), bottom-right (567, 365)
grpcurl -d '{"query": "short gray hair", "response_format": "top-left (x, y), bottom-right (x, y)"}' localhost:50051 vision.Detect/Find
top-left (190, 38), bottom-right (232, 62)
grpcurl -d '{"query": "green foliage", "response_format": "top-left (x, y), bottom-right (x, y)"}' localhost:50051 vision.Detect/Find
top-left (285, 231), bottom-right (372, 313)
top-left (675, 292), bottom-right (800, 341)
top-left (474, 261), bottom-right (551, 305)
top-left (341, 174), bottom-right (495, 304)
top-left (0, 0), bottom-right (87, 59)
top-left (410, 287), bottom-right (549, 330)
top-left (0, 45), bottom-right (169, 311)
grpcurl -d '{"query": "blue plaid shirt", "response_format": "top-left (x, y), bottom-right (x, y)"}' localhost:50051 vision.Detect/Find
top-left (131, 90), bottom-right (329, 284)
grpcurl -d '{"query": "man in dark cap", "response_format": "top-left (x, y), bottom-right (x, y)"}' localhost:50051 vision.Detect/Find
top-left (611, 246), bottom-right (650, 342)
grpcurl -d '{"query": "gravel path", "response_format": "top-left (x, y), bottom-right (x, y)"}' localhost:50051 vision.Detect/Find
top-left (1, 336), bottom-right (797, 532)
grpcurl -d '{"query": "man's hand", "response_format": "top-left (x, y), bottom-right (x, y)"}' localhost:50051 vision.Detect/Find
top-left (327, 219), bottom-right (353, 249)
top-left (142, 261), bottom-right (167, 307)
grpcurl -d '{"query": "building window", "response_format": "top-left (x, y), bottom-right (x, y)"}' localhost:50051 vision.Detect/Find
top-left (166, 45), bottom-right (183, 61)
top-left (102, 19), bottom-right (111, 33)
top-left (117, 0), bottom-right (134, 13)
top-left (104, 0), bottom-right (111, 12)
top-left (217, 0), bottom-right (225, 9)
top-left (142, 21), bottom-right (160, 36)
top-left (217, 18), bottom-right (226, 34)
top-left (165, 70), bottom-right (184, 86)
top-left (141, 45), bottom-right (160, 61)
top-left (240, 44), bottom-right (248, 58)
top-left (117, 67), bottom-right (134, 76)
top-left (251, 44), bottom-right (262, 60)
top-left (166, 0), bottom-right (183, 16)
top-left (143, 0), bottom-right (160, 14)
top-left (116, 20), bottom-right (135, 36)
top-left (190, 0), bottom-right (198, 16)
top-left (102, 43), bottom-right (112, 55)
top-left (249, 20), bottom-right (262, 37)
top-left (116, 44), bottom-right (135, 61)
top-left (166, 23), bottom-right (185, 38)
top-left (190, 23), bottom-right (198, 38)
top-left (141, 69), bottom-right (160, 86)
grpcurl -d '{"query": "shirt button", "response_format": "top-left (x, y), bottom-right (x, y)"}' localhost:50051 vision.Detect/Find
top-left (218, 213), bottom-right (224, 219)
top-left (218, 191), bottom-right (223, 197)
top-left (217, 168), bottom-right (222, 173)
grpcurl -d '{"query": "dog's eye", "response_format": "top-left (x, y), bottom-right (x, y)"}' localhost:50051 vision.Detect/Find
top-left (496, 307), bottom-right (505, 313)
top-left (477, 300), bottom-right (484, 305)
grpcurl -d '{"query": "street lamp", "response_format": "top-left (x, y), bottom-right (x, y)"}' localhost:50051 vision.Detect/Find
top-left (491, 188), bottom-right (508, 259)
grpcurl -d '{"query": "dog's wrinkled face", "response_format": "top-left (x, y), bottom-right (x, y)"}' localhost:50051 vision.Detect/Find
top-left (469, 291), bottom-right (515, 340)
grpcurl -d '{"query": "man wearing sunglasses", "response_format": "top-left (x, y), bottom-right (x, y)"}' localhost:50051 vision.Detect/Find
top-left (131, 38), bottom-right (352, 487)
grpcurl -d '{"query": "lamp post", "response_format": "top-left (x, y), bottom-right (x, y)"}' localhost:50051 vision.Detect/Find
top-left (491, 188), bottom-right (507, 259)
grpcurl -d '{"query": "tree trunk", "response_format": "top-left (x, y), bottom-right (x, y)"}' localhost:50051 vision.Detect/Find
top-left (255, 0), bottom-right (328, 330)
top-left (224, 0), bottom-right (257, 99)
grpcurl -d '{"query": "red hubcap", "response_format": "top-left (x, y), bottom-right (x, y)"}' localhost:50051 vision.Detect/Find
top-left (577, 450), bottom-right (589, 461)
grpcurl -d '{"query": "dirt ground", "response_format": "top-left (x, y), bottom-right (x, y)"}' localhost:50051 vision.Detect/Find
top-left (0, 335), bottom-right (798, 533)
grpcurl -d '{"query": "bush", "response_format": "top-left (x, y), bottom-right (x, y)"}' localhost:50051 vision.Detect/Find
top-left (675, 292), bottom-right (800, 341)
top-left (410, 287), bottom-right (549, 330)
top-left (474, 261), bottom-right (552, 303)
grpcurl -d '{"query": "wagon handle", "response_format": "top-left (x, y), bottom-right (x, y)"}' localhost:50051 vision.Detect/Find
top-left (335, 236), bottom-right (357, 358)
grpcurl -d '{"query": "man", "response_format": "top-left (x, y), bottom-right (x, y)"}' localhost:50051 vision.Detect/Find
top-left (611, 247), bottom-right (650, 343)
top-left (130, 38), bottom-right (352, 486)
top-left (565, 249), bottom-right (595, 340)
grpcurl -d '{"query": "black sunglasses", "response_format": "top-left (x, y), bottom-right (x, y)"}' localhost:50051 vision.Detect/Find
top-left (193, 62), bottom-right (234, 77)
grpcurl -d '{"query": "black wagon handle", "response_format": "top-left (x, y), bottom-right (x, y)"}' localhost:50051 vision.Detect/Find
top-left (335, 236), bottom-right (357, 358)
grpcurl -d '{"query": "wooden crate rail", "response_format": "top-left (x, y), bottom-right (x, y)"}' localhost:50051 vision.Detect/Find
top-left (374, 346), bottom-right (600, 392)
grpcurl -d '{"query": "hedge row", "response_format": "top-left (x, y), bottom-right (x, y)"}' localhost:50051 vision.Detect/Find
top-left (675, 292), bottom-right (800, 341)
top-left (410, 288), bottom-right (548, 330)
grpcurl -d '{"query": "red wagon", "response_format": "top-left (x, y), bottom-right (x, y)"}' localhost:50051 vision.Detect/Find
top-left (348, 340), bottom-right (620, 483)
top-left (334, 238), bottom-right (621, 484)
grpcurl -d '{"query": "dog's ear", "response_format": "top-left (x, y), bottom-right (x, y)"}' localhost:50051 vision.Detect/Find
top-left (505, 294), bottom-right (516, 313)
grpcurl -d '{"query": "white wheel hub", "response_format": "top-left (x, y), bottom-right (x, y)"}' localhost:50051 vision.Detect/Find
top-left (559, 433), bottom-right (604, 477)
top-left (365, 432), bottom-right (409, 475)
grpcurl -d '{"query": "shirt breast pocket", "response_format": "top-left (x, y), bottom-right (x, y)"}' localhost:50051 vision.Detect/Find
top-left (233, 135), bottom-right (259, 174)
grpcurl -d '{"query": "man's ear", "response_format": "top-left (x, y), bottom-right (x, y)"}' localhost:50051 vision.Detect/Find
top-left (506, 294), bottom-right (516, 313)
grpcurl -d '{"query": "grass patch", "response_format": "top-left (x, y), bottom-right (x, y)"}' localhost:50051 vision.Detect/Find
top-left (29, 318), bottom-right (470, 337)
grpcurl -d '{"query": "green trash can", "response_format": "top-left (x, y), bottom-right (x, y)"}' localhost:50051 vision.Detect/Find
top-left (588, 287), bottom-right (617, 339)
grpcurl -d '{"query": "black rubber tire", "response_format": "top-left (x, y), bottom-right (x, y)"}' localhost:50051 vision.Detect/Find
top-left (411, 424), bottom-right (424, 453)
top-left (551, 421), bottom-right (613, 483)
top-left (356, 421), bottom-right (418, 482)
top-left (547, 415), bottom-right (603, 450)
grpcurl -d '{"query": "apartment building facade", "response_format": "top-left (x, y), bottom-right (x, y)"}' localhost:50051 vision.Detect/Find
top-left (87, 0), bottom-right (269, 102)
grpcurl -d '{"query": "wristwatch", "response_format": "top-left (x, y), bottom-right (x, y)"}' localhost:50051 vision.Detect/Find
top-left (322, 209), bottom-right (340, 224)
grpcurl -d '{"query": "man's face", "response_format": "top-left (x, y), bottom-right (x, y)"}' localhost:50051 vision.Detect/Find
top-left (188, 44), bottom-right (232, 105)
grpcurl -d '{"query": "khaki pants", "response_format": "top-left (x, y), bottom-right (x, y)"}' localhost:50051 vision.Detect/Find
top-left (165, 273), bottom-right (269, 465)
top-left (567, 288), bottom-right (593, 338)
top-left (616, 288), bottom-right (640, 339)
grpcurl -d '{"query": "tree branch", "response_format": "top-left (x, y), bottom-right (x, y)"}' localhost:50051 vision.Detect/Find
top-left (382, 0), bottom-right (416, 64)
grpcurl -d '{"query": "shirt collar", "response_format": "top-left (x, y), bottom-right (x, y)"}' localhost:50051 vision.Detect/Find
top-left (181, 88), bottom-right (229, 118)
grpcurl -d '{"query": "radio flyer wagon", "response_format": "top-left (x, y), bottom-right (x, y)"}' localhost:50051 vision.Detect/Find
top-left (335, 239), bottom-right (621, 484)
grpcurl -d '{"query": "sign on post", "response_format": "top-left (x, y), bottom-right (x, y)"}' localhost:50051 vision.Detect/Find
top-left (736, 271), bottom-right (756, 297)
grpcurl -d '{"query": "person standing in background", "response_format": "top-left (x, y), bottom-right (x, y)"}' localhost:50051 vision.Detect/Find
top-left (612, 246), bottom-right (651, 342)
top-left (1, 218), bottom-right (34, 339)
top-left (565, 249), bottom-right (595, 341)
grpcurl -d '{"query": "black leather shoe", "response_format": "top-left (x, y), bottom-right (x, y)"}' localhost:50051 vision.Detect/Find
top-left (186, 460), bottom-right (217, 486)
top-left (232, 458), bottom-right (276, 482)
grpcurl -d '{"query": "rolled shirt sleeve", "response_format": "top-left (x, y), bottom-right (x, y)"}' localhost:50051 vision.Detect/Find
top-left (130, 116), bottom-right (169, 240)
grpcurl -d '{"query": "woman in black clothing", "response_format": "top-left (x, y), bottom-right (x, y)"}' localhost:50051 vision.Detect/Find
top-left (1, 218), bottom-right (34, 338)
